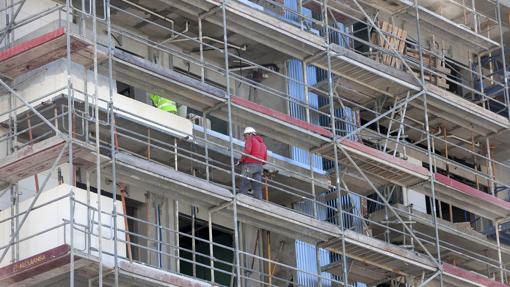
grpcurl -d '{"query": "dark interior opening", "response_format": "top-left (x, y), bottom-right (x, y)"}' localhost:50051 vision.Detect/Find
top-left (178, 214), bottom-right (234, 286)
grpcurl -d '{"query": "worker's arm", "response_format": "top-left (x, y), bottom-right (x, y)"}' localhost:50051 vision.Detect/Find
top-left (240, 136), bottom-right (253, 162)
top-left (149, 94), bottom-right (161, 108)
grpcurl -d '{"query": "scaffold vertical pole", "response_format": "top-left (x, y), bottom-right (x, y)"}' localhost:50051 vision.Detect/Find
top-left (199, 16), bottom-right (205, 83)
top-left (486, 137), bottom-right (495, 196)
top-left (323, 0), bottom-right (349, 285)
top-left (208, 210), bottom-right (215, 282)
top-left (91, 0), bottom-right (105, 285)
top-left (105, 0), bottom-right (120, 285)
top-left (496, 0), bottom-right (510, 120)
top-left (7, 58), bottom-right (17, 264)
top-left (174, 199), bottom-right (180, 274)
top-left (86, 171), bottom-right (92, 256)
top-left (9, 186), bottom-right (15, 263)
top-left (414, 0), bottom-right (443, 284)
top-left (302, 60), bottom-right (310, 123)
top-left (65, 0), bottom-right (75, 286)
top-left (495, 219), bottom-right (505, 283)
top-left (204, 112), bottom-right (210, 182)
top-left (315, 242), bottom-right (322, 287)
top-left (221, 1), bottom-right (242, 286)
top-left (309, 151), bottom-right (318, 218)
top-left (14, 183), bottom-right (18, 262)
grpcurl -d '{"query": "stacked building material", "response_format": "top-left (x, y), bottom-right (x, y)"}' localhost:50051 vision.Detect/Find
top-left (406, 47), bottom-right (451, 89)
top-left (371, 21), bottom-right (407, 70)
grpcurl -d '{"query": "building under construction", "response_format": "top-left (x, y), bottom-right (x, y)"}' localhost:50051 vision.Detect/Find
top-left (1, 0), bottom-right (510, 286)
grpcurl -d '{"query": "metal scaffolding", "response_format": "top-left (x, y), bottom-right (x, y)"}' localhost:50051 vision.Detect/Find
top-left (0, 0), bottom-right (510, 286)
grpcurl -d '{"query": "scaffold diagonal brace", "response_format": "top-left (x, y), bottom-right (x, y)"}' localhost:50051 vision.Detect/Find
top-left (0, 0), bottom-right (26, 46)
top-left (0, 79), bottom-right (61, 137)
top-left (418, 269), bottom-right (442, 287)
top-left (338, 144), bottom-right (441, 267)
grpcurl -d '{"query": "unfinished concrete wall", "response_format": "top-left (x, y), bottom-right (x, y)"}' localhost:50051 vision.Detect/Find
top-left (233, 61), bottom-right (290, 156)
top-left (0, 184), bottom-right (126, 267)
top-left (267, 231), bottom-right (296, 286)
top-left (0, 59), bottom-right (112, 123)
top-left (240, 222), bottom-right (297, 287)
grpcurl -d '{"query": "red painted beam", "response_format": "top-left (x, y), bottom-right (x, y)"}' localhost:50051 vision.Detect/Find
top-left (0, 244), bottom-right (73, 284)
top-left (0, 27), bottom-right (65, 62)
top-left (443, 263), bottom-right (509, 287)
top-left (340, 139), bottom-right (430, 176)
top-left (434, 173), bottom-right (510, 211)
top-left (232, 96), bottom-right (333, 138)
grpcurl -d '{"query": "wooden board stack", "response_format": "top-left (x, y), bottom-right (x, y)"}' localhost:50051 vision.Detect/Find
top-left (406, 47), bottom-right (451, 90)
top-left (370, 21), bottom-right (451, 90)
top-left (371, 21), bottom-right (407, 70)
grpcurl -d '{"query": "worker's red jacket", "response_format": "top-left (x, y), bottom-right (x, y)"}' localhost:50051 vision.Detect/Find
top-left (240, 134), bottom-right (267, 164)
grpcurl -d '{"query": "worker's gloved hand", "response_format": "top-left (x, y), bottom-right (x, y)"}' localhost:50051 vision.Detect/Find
top-left (234, 161), bottom-right (240, 166)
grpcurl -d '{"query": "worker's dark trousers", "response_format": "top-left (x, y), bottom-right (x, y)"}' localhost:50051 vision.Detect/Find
top-left (240, 163), bottom-right (263, 199)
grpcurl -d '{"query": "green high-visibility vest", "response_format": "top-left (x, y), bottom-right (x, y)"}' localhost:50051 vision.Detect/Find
top-left (150, 94), bottom-right (177, 114)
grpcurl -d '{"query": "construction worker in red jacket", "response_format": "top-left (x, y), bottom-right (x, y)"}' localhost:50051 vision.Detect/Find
top-left (239, 127), bottom-right (267, 199)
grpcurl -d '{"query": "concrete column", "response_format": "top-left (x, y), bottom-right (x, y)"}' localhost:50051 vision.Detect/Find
top-left (166, 197), bottom-right (178, 272)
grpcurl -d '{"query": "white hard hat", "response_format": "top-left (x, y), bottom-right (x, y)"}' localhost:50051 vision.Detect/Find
top-left (243, 127), bottom-right (256, 134)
